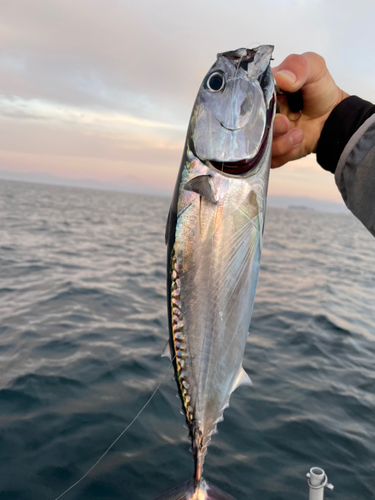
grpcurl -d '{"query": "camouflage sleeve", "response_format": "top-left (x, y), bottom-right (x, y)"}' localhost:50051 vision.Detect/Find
top-left (316, 96), bottom-right (375, 236)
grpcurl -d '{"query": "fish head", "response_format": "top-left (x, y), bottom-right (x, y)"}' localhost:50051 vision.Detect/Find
top-left (190, 45), bottom-right (275, 174)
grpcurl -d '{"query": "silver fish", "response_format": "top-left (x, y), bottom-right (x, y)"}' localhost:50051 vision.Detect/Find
top-left (156, 46), bottom-right (275, 500)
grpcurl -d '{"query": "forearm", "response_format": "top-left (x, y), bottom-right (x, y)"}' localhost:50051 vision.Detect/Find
top-left (316, 96), bottom-right (375, 172)
top-left (317, 96), bottom-right (375, 236)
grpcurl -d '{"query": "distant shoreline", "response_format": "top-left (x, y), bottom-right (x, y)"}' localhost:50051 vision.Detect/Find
top-left (0, 175), bottom-right (348, 214)
top-left (288, 205), bottom-right (314, 211)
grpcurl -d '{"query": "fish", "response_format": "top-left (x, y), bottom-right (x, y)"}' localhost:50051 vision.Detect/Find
top-left (156, 45), bottom-right (276, 500)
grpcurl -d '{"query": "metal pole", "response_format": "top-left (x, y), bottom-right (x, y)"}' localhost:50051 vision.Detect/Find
top-left (306, 467), bottom-right (334, 500)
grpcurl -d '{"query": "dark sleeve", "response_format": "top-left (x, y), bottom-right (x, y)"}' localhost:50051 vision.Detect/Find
top-left (316, 96), bottom-right (375, 174)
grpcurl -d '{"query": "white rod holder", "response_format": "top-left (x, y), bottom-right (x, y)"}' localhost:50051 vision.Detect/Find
top-left (306, 467), bottom-right (334, 500)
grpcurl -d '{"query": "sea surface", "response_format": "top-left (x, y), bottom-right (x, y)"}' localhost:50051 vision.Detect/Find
top-left (1, 179), bottom-right (375, 500)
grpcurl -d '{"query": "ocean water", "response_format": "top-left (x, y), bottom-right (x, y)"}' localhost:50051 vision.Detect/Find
top-left (1, 178), bottom-right (375, 500)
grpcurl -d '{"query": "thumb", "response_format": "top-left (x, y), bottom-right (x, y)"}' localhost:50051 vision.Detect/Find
top-left (272, 53), bottom-right (310, 93)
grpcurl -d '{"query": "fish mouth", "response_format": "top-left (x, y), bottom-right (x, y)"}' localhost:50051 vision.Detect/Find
top-left (219, 122), bottom-right (244, 132)
top-left (209, 128), bottom-right (269, 175)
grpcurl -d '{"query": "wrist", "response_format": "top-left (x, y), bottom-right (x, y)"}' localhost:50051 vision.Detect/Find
top-left (312, 88), bottom-right (350, 153)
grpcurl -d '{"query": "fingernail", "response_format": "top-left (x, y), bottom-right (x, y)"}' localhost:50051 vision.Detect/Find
top-left (289, 128), bottom-right (303, 146)
top-left (275, 69), bottom-right (297, 84)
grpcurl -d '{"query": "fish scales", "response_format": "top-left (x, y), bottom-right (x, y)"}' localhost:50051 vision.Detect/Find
top-left (156, 45), bottom-right (275, 500)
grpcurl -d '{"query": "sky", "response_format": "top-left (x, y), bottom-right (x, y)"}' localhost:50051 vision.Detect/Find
top-left (1, 0), bottom-right (374, 206)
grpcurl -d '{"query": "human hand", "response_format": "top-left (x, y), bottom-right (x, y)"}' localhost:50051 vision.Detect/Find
top-left (271, 52), bottom-right (349, 168)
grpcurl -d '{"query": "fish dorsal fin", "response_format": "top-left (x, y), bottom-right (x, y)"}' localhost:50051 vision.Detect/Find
top-left (184, 175), bottom-right (218, 204)
top-left (231, 367), bottom-right (252, 393)
top-left (161, 340), bottom-right (172, 360)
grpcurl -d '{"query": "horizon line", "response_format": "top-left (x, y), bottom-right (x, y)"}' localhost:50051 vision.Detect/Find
top-left (0, 171), bottom-right (348, 212)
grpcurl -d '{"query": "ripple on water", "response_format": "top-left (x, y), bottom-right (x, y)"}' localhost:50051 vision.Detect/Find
top-left (1, 183), bottom-right (375, 499)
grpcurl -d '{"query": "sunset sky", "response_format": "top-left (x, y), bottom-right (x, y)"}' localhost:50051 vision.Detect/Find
top-left (1, 0), bottom-right (374, 206)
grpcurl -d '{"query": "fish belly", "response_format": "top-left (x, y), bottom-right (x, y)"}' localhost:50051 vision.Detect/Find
top-left (169, 154), bottom-right (265, 449)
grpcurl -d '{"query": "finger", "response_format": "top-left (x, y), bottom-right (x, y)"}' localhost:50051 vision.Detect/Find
top-left (272, 52), bottom-right (327, 94)
top-left (271, 151), bottom-right (300, 169)
top-left (273, 114), bottom-right (291, 136)
top-left (272, 54), bottom-right (307, 93)
top-left (272, 128), bottom-right (304, 158)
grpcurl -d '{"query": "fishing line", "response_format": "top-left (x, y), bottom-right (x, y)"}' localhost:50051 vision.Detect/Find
top-left (246, 42), bottom-right (260, 50)
top-left (53, 355), bottom-right (175, 500)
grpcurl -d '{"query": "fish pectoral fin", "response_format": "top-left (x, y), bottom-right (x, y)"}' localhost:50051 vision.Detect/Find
top-left (231, 367), bottom-right (252, 393)
top-left (161, 340), bottom-right (172, 360)
top-left (184, 175), bottom-right (218, 204)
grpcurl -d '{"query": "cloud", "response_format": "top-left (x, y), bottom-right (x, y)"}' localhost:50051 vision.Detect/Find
top-left (2, 0), bottom-right (373, 117)
top-left (0, 148), bottom-right (177, 194)
top-left (0, 95), bottom-right (186, 134)
top-left (0, 0), bottom-right (374, 199)
top-left (0, 108), bottom-right (184, 167)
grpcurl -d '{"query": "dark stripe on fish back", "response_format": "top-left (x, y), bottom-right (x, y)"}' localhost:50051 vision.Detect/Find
top-left (170, 250), bottom-right (194, 423)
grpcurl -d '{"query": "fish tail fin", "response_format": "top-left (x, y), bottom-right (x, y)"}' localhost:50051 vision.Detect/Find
top-left (153, 477), bottom-right (237, 500)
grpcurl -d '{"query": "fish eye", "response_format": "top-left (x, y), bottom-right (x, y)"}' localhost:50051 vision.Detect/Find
top-left (206, 71), bottom-right (225, 92)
